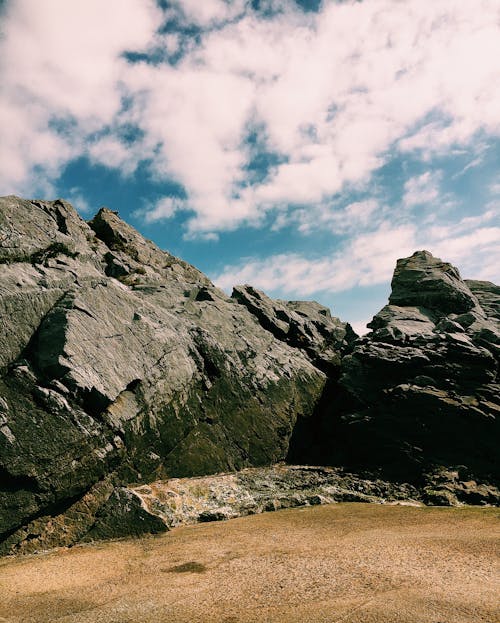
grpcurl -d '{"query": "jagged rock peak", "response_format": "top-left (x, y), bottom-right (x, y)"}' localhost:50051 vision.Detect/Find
top-left (0, 195), bottom-right (95, 263)
top-left (332, 249), bottom-right (499, 489)
top-left (232, 284), bottom-right (357, 372)
top-left (89, 207), bottom-right (161, 263)
top-left (389, 249), bottom-right (479, 315)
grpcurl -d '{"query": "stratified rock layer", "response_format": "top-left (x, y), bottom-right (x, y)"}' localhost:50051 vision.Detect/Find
top-left (0, 196), bottom-right (327, 551)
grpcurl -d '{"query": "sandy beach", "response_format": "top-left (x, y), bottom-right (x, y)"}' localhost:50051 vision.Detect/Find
top-left (0, 503), bottom-right (498, 623)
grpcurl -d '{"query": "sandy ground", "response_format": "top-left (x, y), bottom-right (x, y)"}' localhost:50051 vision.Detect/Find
top-left (0, 503), bottom-right (498, 623)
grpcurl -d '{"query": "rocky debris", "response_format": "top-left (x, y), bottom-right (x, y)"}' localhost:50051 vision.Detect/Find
top-left (130, 464), bottom-right (422, 526)
top-left (0, 196), bottom-right (326, 552)
top-left (318, 251), bottom-right (499, 491)
top-left (0, 465), bottom-right (423, 553)
top-left (232, 285), bottom-right (357, 373)
top-left (422, 467), bottom-right (500, 507)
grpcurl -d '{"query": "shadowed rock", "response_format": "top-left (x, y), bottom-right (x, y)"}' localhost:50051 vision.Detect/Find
top-left (323, 250), bottom-right (499, 494)
top-left (389, 250), bottom-right (480, 314)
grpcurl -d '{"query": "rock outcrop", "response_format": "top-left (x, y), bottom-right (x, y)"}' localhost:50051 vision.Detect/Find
top-left (310, 251), bottom-right (499, 504)
top-left (2, 464), bottom-right (422, 555)
top-left (0, 196), bottom-right (330, 553)
top-left (1, 196), bottom-right (499, 555)
top-left (231, 285), bottom-right (357, 372)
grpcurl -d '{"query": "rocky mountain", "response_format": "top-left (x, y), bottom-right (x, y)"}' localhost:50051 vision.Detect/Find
top-left (0, 196), bottom-right (498, 554)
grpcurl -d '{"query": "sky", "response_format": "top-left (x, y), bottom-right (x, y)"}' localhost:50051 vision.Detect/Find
top-left (1, 0), bottom-right (499, 334)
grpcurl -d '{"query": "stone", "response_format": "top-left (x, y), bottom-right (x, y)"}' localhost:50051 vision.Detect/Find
top-left (1, 199), bottom-right (498, 554)
top-left (465, 280), bottom-right (500, 322)
top-left (232, 285), bottom-right (357, 373)
top-left (368, 305), bottom-right (436, 341)
top-left (83, 488), bottom-right (168, 541)
top-left (0, 196), bottom-right (326, 551)
top-left (318, 251), bottom-right (500, 488)
top-left (389, 250), bottom-right (479, 314)
top-left (108, 465), bottom-right (422, 533)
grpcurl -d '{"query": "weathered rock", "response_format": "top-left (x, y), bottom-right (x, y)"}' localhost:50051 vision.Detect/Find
top-left (320, 251), bottom-right (499, 490)
top-left (389, 250), bottom-right (480, 314)
top-left (423, 467), bottom-right (500, 507)
top-left (0, 478), bottom-right (115, 556)
top-left (1, 200), bottom-right (499, 555)
top-left (83, 487), bottom-right (168, 542)
top-left (231, 286), bottom-right (360, 467)
top-left (0, 196), bottom-right (326, 551)
top-left (87, 465), bottom-right (423, 537)
top-left (232, 285), bottom-right (357, 372)
top-left (465, 280), bottom-right (500, 322)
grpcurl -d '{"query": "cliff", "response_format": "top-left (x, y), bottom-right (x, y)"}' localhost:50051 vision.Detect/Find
top-left (0, 196), bottom-right (498, 553)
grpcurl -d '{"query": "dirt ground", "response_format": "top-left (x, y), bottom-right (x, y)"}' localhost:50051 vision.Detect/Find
top-left (0, 503), bottom-right (498, 623)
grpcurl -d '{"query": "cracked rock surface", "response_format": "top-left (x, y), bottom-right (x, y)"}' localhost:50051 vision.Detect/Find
top-left (0, 196), bottom-right (327, 553)
top-left (301, 250), bottom-right (500, 499)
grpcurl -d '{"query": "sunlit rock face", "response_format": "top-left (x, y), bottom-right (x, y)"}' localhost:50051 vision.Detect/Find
top-left (0, 196), bottom-right (327, 552)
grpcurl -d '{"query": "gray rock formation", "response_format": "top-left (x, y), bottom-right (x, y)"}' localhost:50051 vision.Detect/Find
top-left (313, 251), bottom-right (499, 499)
top-left (0, 196), bottom-right (327, 553)
top-left (389, 250), bottom-right (480, 314)
top-left (232, 285), bottom-right (357, 372)
top-left (1, 197), bottom-right (498, 555)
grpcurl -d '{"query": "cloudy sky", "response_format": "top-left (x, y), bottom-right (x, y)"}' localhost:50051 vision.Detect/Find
top-left (1, 0), bottom-right (499, 333)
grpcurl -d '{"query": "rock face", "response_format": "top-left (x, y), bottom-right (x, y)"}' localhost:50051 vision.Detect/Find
top-left (231, 285), bottom-right (357, 373)
top-left (315, 251), bottom-right (500, 501)
top-left (1, 196), bottom-right (499, 555)
top-left (0, 196), bottom-right (329, 553)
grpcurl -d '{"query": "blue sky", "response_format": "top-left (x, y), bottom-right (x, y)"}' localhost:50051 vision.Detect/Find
top-left (1, 0), bottom-right (499, 333)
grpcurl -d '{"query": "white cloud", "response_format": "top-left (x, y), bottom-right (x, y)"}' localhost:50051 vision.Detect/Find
top-left (214, 208), bottom-right (500, 298)
top-left (2, 0), bottom-right (500, 236)
top-left (167, 0), bottom-right (249, 27)
top-left (215, 222), bottom-right (417, 295)
top-left (65, 188), bottom-right (92, 215)
top-left (270, 198), bottom-right (383, 235)
top-left (0, 0), bottom-right (161, 194)
top-left (489, 181), bottom-right (500, 196)
top-left (402, 171), bottom-right (442, 208)
top-left (430, 225), bottom-right (500, 282)
top-left (138, 196), bottom-right (188, 223)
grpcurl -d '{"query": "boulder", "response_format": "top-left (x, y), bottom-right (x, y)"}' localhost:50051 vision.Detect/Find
top-left (389, 250), bottom-right (480, 314)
